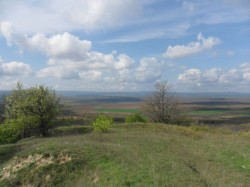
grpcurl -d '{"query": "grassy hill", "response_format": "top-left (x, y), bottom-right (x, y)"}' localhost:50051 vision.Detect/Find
top-left (0, 123), bottom-right (250, 186)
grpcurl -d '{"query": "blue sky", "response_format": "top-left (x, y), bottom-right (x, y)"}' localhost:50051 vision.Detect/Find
top-left (0, 0), bottom-right (249, 92)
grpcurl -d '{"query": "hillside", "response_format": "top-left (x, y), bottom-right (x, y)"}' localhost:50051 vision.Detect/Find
top-left (0, 123), bottom-right (249, 186)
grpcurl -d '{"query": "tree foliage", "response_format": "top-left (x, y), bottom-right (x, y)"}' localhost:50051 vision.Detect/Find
top-left (0, 120), bottom-right (22, 144)
top-left (92, 115), bottom-right (113, 132)
top-left (125, 112), bottom-right (147, 123)
top-left (0, 103), bottom-right (4, 123)
top-left (143, 81), bottom-right (185, 124)
top-left (4, 83), bottom-right (61, 137)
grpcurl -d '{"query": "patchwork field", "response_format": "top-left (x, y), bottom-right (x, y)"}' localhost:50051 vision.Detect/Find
top-left (60, 93), bottom-right (250, 128)
top-left (61, 95), bottom-right (144, 117)
top-left (180, 96), bottom-right (250, 129)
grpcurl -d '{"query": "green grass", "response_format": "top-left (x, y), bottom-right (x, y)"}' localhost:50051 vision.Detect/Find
top-left (188, 109), bottom-right (250, 117)
top-left (0, 124), bottom-right (250, 186)
top-left (96, 108), bottom-right (139, 113)
top-left (51, 125), bottom-right (93, 136)
top-left (238, 114), bottom-right (250, 117)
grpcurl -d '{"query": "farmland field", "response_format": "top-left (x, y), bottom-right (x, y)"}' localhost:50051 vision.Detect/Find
top-left (59, 92), bottom-right (250, 127)
top-left (180, 95), bottom-right (250, 127)
top-left (96, 108), bottom-right (139, 113)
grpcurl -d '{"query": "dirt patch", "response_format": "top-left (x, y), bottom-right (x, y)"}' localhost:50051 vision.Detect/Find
top-left (0, 153), bottom-right (72, 181)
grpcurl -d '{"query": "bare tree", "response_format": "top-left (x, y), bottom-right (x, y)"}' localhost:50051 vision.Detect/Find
top-left (143, 81), bottom-right (184, 124)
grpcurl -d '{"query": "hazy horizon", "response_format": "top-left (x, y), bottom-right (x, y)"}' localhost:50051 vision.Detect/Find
top-left (0, 89), bottom-right (249, 96)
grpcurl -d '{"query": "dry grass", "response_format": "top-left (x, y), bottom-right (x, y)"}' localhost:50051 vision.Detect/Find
top-left (0, 153), bottom-right (71, 181)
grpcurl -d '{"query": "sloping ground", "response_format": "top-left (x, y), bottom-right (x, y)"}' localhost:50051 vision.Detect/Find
top-left (0, 124), bottom-right (249, 186)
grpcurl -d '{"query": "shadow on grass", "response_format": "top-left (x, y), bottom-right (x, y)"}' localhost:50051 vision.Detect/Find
top-left (0, 144), bottom-right (21, 165)
top-left (50, 125), bottom-right (93, 137)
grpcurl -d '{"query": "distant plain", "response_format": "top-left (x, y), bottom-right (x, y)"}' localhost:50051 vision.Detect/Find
top-left (59, 92), bottom-right (250, 129)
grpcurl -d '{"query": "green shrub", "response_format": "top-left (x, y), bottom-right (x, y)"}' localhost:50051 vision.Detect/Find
top-left (92, 115), bottom-right (113, 132)
top-left (0, 120), bottom-right (22, 144)
top-left (125, 112), bottom-right (147, 123)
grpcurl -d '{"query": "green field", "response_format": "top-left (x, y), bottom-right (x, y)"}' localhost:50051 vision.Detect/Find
top-left (239, 114), bottom-right (250, 117)
top-left (96, 108), bottom-right (139, 113)
top-left (188, 110), bottom-right (227, 115)
top-left (0, 123), bottom-right (250, 186)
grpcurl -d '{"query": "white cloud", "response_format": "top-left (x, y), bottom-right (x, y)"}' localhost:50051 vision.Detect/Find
top-left (37, 54), bottom-right (163, 85)
top-left (243, 72), bottom-right (250, 81)
top-left (164, 33), bottom-right (221, 58)
top-left (0, 78), bottom-right (19, 90)
top-left (1, 29), bottom-right (133, 80)
top-left (37, 66), bottom-right (79, 80)
top-left (202, 68), bottom-right (222, 82)
top-left (178, 69), bottom-right (202, 87)
top-left (135, 57), bottom-right (163, 83)
top-left (79, 70), bottom-right (103, 81)
top-left (0, 21), bottom-right (13, 46)
top-left (219, 69), bottom-right (241, 84)
top-left (241, 63), bottom-right (250, 81)
top-left (0, 61), bottom-right (32, 77)
top-left (114, 54), bottom-right (134, 70)
top-left (0, 0), bottom-right (249, 43)
top-left (103, 23), bottom-right (190, 43)
top-left (178, 63), bottom-right (250, 91)
top-left (36, 53), bottom-right (134, 79)
top-left (23, 32), bottom-right (163, 85)
top-left (240, 63), bottom-right (250, 71)
top-left (20, 32), bottom-right (92, 60)
top-left (0, 0), bottom-right (144, 34)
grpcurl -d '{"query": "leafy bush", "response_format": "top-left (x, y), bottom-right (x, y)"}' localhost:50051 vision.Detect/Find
top-left (92, 115), bottom-right (113, 132)
top-left (4, 83), bottom-right (61, 137)
top-left (0, 120), bottom-right (22, 144)
top-left (125, 112), bottom-right (147, 123)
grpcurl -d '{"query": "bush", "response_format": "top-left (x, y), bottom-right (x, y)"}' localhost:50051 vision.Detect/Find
top-left (92, 115), bottom-right (113, 133)
top-left (4, 83), bottom-right (61, 137)
top-left (125, 112), bottom-right (147, 123)
top-left (0, 120), bottom-right (22, 144)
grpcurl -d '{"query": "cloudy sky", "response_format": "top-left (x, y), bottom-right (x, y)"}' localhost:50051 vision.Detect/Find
top-left (0, 0), bottom-right (249, 92)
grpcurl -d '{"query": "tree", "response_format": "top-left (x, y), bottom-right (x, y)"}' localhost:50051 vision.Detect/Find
top-left (92, 115), bottom-right (113, 133)
top-left (0, 92), bottom-right (9, 123)
top-left (143, 81), bottom-right (184, 124)
top-left (125, 112), bottom-right (147, 123)
top-left (0, 100), bottom-right (4, 123)
top-left (4, 83), bottom-right (61, 137)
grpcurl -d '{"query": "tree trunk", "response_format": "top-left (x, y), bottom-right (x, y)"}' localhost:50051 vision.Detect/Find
top-left (40, 121), bottom-right (49, 137)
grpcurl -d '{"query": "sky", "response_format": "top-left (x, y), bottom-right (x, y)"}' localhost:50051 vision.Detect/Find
top-left (0, 0), bottom-right (249, 92)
